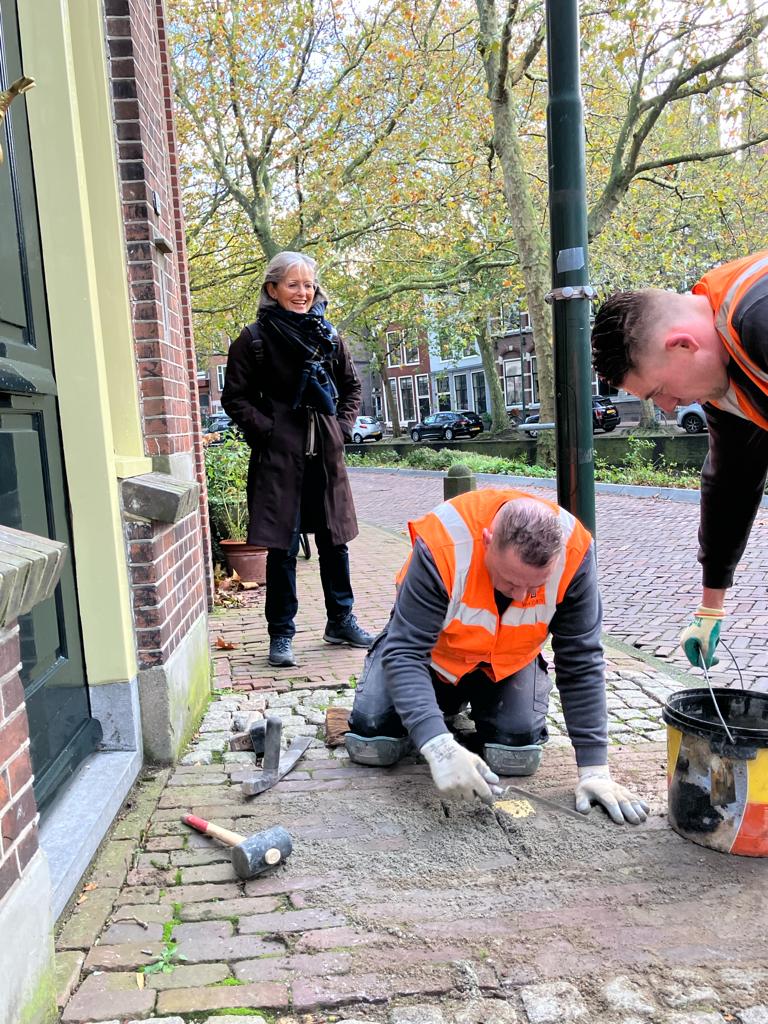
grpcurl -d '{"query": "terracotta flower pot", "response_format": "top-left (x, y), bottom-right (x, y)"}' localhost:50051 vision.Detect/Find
top-left (220, 540), bottom-right (267, 584)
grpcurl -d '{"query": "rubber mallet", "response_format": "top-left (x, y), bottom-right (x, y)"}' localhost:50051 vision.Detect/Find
top-left (182, 814), bottom-right (293, 879)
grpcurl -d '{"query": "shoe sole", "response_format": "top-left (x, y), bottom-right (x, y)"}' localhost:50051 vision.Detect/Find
top-left (323, 634), bottom-right (371, 648)
top-left (268, 655), bottom-right (297, 667)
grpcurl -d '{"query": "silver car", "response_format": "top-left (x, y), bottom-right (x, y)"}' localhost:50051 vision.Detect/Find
top-left (350, 416), bottom-right (383, 443)
top-left (676, 402), bottom-right (707, 434)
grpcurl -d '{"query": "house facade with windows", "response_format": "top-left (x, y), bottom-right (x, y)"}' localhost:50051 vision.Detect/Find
top-left (0, 3), bottom-right (212, 1021)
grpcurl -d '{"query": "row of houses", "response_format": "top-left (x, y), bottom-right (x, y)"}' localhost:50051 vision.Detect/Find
top-left (199, 309), bottom-right (619, 429)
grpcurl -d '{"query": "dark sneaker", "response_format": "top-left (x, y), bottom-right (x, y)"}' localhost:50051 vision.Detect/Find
top-left (268, 636), bottom-right (296, 667)
top-left (323, 614), bottom-right (373, 648)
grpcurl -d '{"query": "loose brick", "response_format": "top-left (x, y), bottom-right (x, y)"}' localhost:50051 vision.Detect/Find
top-left (174, 920), bottom-right (285, 963)
top-left (156, 982), bottom-right (289, 1014)
top-left (238, 909), bottom-right (347, 934)
top-left (178, 896), bottom-right (281, 922)
top-left (145, 962), bottom-right (231, 990)
top-left (291, 967), bottom-right (455, 1011)
top-left (84, 941), bottom-right (165, 970)
top-left (58, 889), bottom-right (121, 951)
top-left (60, 971), bottom-right (156, 1022)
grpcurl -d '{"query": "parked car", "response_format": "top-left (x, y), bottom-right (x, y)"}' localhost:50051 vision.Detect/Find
top-left (350, 415), bottom-right (383, 443)
top-left (523, 397), bottom-right (621, 438)
top-left (676, 402), bottom-right (707, 434)
top-left (457, 410), bottom-right (484, 434)
top-left (410, 411), bottom-right (479, 442)
top-left (204, 413), bottom-right (234, 433)
top-left (203, 413), bottom-right (238, 444)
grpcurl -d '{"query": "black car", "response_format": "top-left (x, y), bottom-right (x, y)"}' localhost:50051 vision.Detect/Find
top-left (203, 413), bottom-right (239, 443)
top-left (410, 411), bottom-right (479, 442)
top-left (523, 397), bottom-right (621, 438)
top-left (457, 410), bottom-right (484, 434)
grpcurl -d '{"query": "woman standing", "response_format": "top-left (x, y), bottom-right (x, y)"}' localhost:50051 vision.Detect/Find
top-left (222, 252), bottom-right (373, 667)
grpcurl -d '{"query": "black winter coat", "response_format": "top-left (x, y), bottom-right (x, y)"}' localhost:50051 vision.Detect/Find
top-left (221, 318), bottom-right (361, 550)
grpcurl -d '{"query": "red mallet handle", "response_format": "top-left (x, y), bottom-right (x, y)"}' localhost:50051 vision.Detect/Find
top-left (182, 813), bottom-right (245, 848)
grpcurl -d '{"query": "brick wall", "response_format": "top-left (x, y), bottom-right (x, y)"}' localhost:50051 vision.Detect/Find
top-left (0, 625), bottom-right (39, 900)
top-left (104, 0), bottom-right (214, 664)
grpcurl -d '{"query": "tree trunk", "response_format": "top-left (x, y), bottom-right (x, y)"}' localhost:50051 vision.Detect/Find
top-left (475, 2), bottom-right (555, 464)
top-left (378, 363), bottom-right (402, 438)
top-left (477, 323), bottom-right (508, 433)
top-left (638, 398), bottom-right (658, 430)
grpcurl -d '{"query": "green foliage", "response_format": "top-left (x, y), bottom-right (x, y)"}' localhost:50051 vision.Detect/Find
top-left (141, 941), bottom-right (188, 975)
top-left (345, 440), bottom-right (702, 488)
top-left (142, 916), bottom-right (185, 977)
top-left (205, 439), bottom-right (250, 542)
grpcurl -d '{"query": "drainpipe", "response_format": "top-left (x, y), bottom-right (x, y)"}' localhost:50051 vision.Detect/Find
top-left (545, 0), bottom-right (597, 535)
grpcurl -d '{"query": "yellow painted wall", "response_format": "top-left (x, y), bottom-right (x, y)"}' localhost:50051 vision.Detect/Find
top-left (17, 0), bottom-right (151, 684)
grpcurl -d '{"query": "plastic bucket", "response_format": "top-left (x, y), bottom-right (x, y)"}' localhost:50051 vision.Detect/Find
top-left (662, 688), bottom-right (768, 856)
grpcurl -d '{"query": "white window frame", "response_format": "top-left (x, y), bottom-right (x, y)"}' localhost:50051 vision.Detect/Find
top-left (471, 370), bottom-right (487, 414)
top-left (216, 364), bottom-right (226, 391)
top-left (435, 373), bottom-right (451, 412)
top-left (398, 375), bottom-right (416, 422)
top-left (503, 358), bottom-right (523, 407)
top-left (453, 372), bottom-right (469, 410)
top-left (386, 330), bottom-right (402, 368)
top-left (403, 331), bottom-right (420, 365)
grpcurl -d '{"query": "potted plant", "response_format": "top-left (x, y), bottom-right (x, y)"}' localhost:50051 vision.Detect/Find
top-left (205, 438), bottom-right (266, 584)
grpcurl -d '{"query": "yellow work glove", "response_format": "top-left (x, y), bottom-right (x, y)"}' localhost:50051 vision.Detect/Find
top-left (680, 606), bottom-right (724, 668)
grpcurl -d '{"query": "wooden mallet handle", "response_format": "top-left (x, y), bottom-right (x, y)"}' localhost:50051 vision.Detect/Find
top-left (182, 813), bottom-right (244, 848)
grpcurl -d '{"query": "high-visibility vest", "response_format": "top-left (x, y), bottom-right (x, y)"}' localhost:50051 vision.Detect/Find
top-left (693, 251), bottom-right (768, 430)
top-left (396, 488), bottom-right (593, 684)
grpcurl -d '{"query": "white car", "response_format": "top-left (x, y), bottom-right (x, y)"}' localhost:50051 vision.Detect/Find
top-left (350, 416), bottom-right (383, 443)
top-left (676, 402), bottom-right (707, 434)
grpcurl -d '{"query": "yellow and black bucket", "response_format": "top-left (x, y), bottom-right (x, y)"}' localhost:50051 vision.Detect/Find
top-left (662, 688), bottom-right (768, 856)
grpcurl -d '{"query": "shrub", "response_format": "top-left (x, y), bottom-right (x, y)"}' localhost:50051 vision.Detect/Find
top-left (205, 438), bottom-right (250, 542)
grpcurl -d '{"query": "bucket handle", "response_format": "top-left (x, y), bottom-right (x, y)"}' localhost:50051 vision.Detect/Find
top-left (698, 638), bottom-right (745, 746)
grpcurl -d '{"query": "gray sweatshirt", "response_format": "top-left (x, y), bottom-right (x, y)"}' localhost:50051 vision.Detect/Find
top-left (379, 538), bottom-right (608, 767)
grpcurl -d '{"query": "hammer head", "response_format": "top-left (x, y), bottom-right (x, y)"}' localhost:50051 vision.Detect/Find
top-left (230, 825), bottom-right (293, 880)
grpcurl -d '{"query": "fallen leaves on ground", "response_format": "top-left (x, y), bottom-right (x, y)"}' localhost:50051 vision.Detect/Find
top-left (215, 635), bottom-right (238, 650)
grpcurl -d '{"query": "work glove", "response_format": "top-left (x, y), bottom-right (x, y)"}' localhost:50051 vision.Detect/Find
top-left (420, 733), bottom-right (500, 806)
top-left (574, 765), bottom-right (649, 825)
top-left (680, 606), bottom-right (724, 668)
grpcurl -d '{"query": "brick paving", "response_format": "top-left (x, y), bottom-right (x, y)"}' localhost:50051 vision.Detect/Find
top-left (56, 478), bottom-right (768, 1023)
top-left (349, 468), bottom-right (768, 692)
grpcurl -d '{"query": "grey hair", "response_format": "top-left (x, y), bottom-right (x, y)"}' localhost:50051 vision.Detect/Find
top-left (492, 498), bottom-right (564, 567)
top-left (257, 251), bottom-right (330, 311)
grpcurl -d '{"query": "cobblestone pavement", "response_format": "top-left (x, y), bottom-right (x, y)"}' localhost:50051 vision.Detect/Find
top-left (348, 468), bottom-right (768, 692)
top-left (56, 514), bottom-right (768, 1024)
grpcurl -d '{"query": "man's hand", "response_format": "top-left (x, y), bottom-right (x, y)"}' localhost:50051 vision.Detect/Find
top-left (574, 765), bottom-right (649, 825)
top-left (420, 733), bottom-right (500, 805)
top-left (680, 606), bottom-right (724, 668)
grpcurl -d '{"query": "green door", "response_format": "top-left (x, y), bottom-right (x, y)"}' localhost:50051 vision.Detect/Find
top-left (0, 0), bottom-right (101, 811)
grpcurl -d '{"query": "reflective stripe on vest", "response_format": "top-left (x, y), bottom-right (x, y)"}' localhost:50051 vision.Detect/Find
top-left (695, 252), bottom-right (768, 426)
top-left (400, 489), bottom-right (592, 683)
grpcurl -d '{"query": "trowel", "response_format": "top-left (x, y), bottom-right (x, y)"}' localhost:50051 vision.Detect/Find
top-left (493, 782), bottom-right (590, 824)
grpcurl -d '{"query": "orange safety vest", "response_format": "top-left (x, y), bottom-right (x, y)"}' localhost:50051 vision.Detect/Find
top-left (396, 488), bottom-right (593, 684)
top-left (693, 251), bottom-right (768, 430)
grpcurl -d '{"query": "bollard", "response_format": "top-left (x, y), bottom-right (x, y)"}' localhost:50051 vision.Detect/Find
top-left (443, 463), bottom-right (476, 501)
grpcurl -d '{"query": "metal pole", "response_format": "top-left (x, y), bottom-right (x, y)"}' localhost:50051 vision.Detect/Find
top-left (545, 0), bottom-right (596, 535)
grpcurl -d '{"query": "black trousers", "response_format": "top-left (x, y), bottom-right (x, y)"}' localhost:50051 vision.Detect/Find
top-left (264, 459), bottom-right (354, 638)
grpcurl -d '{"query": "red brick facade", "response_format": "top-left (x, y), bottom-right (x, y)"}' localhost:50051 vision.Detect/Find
top-left (104, 0), bottom-right (214, 656)
top-left (0, 626), bottom-right (38, 901)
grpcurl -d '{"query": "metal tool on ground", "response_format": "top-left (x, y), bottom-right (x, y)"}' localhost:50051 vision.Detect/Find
top-left (182, 814), bottom-right (293, 879)
top-left (494, 783), bottom-right (591, 823)
top-left (230, 714), bottom-right (313, 797)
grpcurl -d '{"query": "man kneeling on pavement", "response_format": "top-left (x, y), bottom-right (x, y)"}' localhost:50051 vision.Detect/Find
top-left (345, 488), bottom-right (649, 825)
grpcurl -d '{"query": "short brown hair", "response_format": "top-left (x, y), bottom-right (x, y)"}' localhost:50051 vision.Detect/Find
top-left (591, 291), bottom-right (654, 386)
top-left (493, 500), bottom-right (563, 568)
